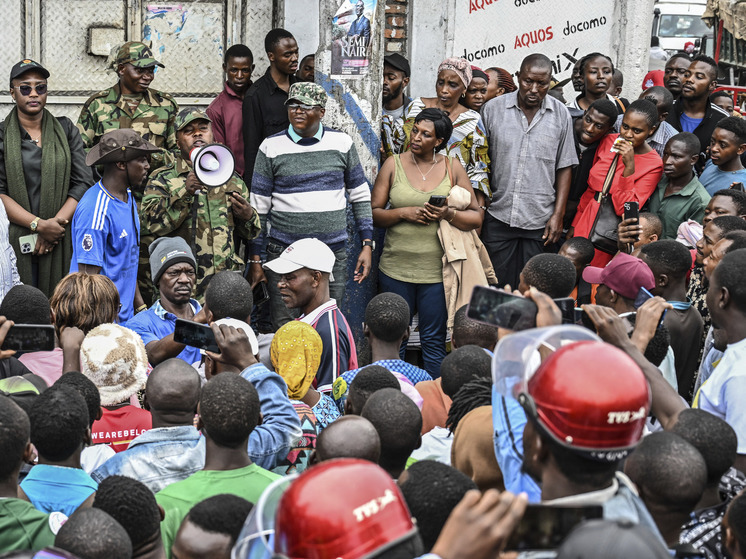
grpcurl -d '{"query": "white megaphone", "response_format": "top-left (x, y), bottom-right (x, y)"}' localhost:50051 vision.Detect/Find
top-left (189, 143), bottom-right (235, 188)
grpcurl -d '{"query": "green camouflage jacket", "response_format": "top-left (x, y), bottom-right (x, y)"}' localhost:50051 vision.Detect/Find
top-left (76, 83), bottom-right (179, 169)
top-left (140, 156), bottom-right (260, 299)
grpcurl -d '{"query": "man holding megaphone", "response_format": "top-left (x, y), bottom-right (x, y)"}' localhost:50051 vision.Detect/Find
top-left (140, 108), bottom-right (260, 301)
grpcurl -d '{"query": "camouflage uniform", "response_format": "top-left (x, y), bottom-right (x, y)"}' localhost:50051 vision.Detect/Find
top-left (76, 42), bottom-right (178, 304)
top-left (76, 42), bottom-right (179, 172)
top-left (140, 108), bottom-right (260, 300)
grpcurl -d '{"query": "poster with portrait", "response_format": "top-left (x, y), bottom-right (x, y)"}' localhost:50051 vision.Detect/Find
top-left (331, 0), bottom-right (376, 78)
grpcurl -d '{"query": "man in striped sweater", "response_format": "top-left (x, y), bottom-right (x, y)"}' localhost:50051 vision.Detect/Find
top-left (249, 82), bottom-right (374, 330)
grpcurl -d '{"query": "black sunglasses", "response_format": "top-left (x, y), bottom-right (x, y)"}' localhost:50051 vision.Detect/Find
top-left (15, 83), bottom-right (47, 96)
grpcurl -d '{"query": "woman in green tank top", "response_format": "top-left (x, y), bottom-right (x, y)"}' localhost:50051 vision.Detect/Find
top-left (371, 108), bottom-right (482, 377)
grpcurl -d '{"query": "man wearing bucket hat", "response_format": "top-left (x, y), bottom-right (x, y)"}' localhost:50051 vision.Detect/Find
top-left (140, 107), bottom-right (259, 301)
top-left (250, 82), bottom-right (374, 331)
top-left (70, 128), bottom-right (160, 322)
top-left (77, 41), bottom-right (178, 172)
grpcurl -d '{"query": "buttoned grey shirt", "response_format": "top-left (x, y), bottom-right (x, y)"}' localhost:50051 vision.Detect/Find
top-left (482, 91), bottom-right (577, 230)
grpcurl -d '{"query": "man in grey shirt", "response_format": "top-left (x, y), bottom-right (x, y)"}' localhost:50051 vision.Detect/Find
top-left (481, 53), bottom-right (577, 289)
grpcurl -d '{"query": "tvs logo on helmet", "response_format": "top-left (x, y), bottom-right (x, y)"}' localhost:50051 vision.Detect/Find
top-left (352, 489), bottom-right (397, 522)
top-left (607, 407), bottom-right (646, 424)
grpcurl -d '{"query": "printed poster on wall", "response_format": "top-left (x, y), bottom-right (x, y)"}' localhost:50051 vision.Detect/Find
top-left (331, 0), bottom-right (377, 79)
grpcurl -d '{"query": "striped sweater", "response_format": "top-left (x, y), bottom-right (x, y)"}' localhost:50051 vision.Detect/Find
top-left (250, 126), bottom-right (373, 253)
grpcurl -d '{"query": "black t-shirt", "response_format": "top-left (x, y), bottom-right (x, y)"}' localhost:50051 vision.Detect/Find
top-left (664, 304), bottom-right (704, 401)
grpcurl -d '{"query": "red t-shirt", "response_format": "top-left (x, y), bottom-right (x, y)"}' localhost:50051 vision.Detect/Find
top-left (92, 406), bottom-right (152, 453)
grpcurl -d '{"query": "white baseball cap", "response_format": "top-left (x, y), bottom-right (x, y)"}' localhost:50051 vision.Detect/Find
top-left (263, 238), bottom-right (335, 281)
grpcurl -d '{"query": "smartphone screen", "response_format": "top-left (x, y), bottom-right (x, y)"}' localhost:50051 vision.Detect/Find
top-left (634, 286), bottom-right (654, 309)
top-left (174, 319), bottom-right (220, 353)
top-left (505, 504), bottom-right (603, 550)
top-left (554, 297), bottom-right (576, 325)
top-left (467, 286), bottom-right (538, 330)
top-left (1, 324), bottom-right (55, 352)
top-left (632, 286), bottom-right (667, 328)
top-left (428, 195), bottom-right (447, 207)
top-left (253, 281), bottom-right (270, 307)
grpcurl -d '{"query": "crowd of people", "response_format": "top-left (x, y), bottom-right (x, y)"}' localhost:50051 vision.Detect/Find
top-left (2, 21), bottom-right (746, 559)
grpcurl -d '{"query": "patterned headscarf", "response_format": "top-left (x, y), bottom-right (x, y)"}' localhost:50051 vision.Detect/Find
top-left (271, 321), bottom-right (323, 400)
top-left (438, 58), bottom-right (472, 89)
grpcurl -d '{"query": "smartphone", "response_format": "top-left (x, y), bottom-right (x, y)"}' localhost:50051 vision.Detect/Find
top-left (174, 318), bottom-right (220, 353)
top-left (253, 281), bottom-right (270, 307)
top-left (19, 234), bottom-right (38, 255)
top-left (554, 297), bottom-right (576, 325)
top-left (623, 201), bottom-right (640, 243)
top-left (623, 201), bottom-right (639, 222)
top-left (633, 287), bottom-right (667, 327)
top-left (1, 324), bottom-right (55, 352)
top-left (428, 195), bottom-right (447, 207)
top-left (467, 286), bottom-right (537, 331)
top-left (505, 504), bottom-right (603, 550)
top-left (732, 182), bottom-right (745, 192)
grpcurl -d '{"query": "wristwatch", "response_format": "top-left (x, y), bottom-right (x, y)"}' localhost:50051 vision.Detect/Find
top-left (30, 217), bottom-right (40, 232)
top-left (362, 239), bottom-right (375, 250)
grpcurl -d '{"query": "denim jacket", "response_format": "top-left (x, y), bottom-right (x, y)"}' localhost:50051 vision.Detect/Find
top-left (92, 363), bottom-right (301, 493)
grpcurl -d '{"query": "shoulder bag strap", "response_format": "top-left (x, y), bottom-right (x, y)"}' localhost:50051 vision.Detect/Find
top-left (600, 152), bottom-right (621, 198)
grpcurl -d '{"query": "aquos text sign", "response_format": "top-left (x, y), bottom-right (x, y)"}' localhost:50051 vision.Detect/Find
top-left (455, 0), bottom-right (615, 85)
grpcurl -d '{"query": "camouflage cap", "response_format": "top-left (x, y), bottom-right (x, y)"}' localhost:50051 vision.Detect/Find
top-left (286, 82), bottom-right (327, 107)
top-left (116, 41), bottom-right (165, 69)
top-left (175, 108), bottom-right (211, 131)
top-left (85, 129), bottom-right (161, 166)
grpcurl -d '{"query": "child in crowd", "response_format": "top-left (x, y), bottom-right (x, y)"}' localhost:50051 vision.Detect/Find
top-left (699, 117), bottom-right (746, 196)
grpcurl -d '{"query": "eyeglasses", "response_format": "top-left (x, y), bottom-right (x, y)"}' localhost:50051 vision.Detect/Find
top-left (14, 84), bottom-right (47, 96)
top-left (288, 103), bottom-right (317, 112)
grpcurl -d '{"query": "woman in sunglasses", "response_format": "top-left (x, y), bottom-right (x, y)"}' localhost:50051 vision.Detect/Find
top-left (0, 59), bottom-right (92, 297)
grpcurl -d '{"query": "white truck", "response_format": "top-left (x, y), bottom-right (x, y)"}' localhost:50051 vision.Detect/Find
top-left (652, 0), bottom-right (712, 56)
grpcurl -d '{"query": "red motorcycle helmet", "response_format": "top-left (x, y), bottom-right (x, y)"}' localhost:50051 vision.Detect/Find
top-left (518, 340), bottom-right (651, 461)
top-left (273, 459), bottom-right (419, 559)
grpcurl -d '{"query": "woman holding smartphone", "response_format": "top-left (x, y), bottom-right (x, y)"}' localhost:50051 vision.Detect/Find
top-left (0, 60), bottom-right (92, 297)
top-left (371, 108), bottom-right (481, 377)
top-left (570, 99), bottom-right (663, 266)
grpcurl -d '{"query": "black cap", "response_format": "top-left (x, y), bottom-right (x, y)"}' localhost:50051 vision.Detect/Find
top-left (384, 53), bottom-right (410, 77)
top-left (9, 59), bottom-right (50, 85)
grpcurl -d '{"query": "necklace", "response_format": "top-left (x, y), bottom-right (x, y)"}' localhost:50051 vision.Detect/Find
top-left (411, 153), bottom-right (439, 181)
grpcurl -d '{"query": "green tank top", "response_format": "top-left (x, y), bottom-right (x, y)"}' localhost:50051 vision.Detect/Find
top-left (379, 154), bottom-right (451, 283)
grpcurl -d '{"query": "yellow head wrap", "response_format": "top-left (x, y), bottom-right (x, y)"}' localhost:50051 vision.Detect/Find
top-left (270, 321), bottom-right (323, 400)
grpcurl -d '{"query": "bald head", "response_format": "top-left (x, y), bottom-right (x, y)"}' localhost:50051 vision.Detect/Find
top-left (145, 359), bottom-right (201, 426)
top-left (520, 53), bottom-right (552, 75)
top-left (314, 416), bottom-right (381, 464)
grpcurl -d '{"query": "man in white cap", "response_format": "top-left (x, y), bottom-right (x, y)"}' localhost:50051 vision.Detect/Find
top-left (264, 238), bottom-right (357, 393)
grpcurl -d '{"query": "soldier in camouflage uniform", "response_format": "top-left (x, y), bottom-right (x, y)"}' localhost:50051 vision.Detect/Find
top-left (76, 41), bottom-right (179, 175)
top-left (140, 108), bottom-right (260, 301)
top-left (77, 41), bottom-right (179, 304)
